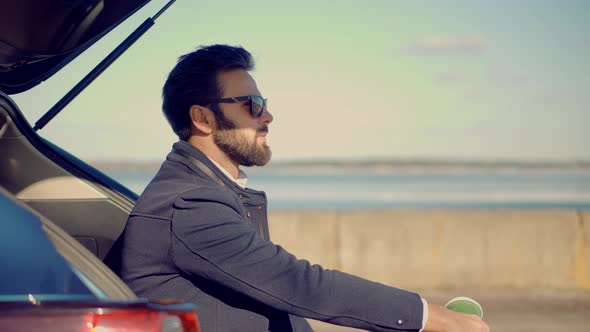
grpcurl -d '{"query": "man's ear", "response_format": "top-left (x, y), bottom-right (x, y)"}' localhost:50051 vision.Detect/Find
top-left (189, 105), bottom-right (215, 135)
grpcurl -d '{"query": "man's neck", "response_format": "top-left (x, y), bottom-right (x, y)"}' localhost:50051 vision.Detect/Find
top-left (209, 154), bottom-right (239, 179)
top-left (207, 156), bottom-right (248, 189)
top-left (188, 137), bottom-right (239, 178)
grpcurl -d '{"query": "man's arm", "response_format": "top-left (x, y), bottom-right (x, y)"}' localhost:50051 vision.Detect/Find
top-left (171, 187), bottom-right (424, 331)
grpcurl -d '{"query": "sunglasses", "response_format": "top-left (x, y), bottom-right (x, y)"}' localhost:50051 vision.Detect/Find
top-left (206, 95), bottom-right (268, 118)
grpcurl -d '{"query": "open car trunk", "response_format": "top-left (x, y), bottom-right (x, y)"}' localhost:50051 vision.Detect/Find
top-left (0, 92), bottom-right (136, 264)
top-left (0, 0), bottom-right (150, 94)
top-left (0, 0), bottom-right (166, 263)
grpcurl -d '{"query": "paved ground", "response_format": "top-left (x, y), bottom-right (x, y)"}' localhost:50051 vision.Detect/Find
top-left (307, 288), bottom-right (590, 332)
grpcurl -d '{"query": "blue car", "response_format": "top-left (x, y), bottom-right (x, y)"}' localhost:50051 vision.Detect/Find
top-left (0, 189), bottom-right (200, 331)
top-left (0, 0), bottom-right (201, 331)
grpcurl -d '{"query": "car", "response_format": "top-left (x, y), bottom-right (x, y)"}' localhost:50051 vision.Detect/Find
top-left (0, 0), bottom-right (201, 331)
top-left (0, 188), bottom-right (200, 332)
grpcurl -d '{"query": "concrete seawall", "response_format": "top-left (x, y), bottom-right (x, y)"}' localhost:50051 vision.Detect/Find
top-left (268, 210), bottom-right (590, 290)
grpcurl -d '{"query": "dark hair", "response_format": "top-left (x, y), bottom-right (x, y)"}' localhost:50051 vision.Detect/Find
top-left (162, 44), bottom-right (254, 140)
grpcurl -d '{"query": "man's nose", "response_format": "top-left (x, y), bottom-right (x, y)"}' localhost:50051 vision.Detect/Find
top-left (260, 108), bottom-right (273, 124)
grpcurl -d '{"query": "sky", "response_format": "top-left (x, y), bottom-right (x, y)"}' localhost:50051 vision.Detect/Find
top-left (11, 0), bottom-right (590, 163)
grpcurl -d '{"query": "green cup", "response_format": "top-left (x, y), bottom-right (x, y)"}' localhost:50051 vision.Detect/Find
top-left (444, 296), bottom-right (483, 319)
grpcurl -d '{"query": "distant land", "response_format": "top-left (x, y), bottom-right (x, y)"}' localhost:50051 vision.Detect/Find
top-left (89, 159), bottom-right (590, 172)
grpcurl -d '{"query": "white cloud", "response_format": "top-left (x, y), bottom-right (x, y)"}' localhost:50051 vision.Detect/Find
top-left (406, 35), bottom-right (487, 56)
top-left (437, 71), bottom-right (470, 82)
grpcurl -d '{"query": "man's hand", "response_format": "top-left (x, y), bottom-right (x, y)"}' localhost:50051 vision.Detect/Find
top-left (423, 303), bottom-right (490, 332)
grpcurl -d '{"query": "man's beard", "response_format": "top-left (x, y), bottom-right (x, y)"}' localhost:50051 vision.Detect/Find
top-left (213, 113), bottom-right (271, 167)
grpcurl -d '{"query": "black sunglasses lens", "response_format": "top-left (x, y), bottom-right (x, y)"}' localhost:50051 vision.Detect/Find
top-left (250, 96), bottom-right (265, 118)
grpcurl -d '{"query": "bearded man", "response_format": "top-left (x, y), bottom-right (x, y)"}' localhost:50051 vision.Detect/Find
top-left (119, 44), bottom-right (489, 332)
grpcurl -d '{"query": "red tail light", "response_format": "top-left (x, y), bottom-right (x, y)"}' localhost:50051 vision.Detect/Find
top-left (82, 309), bottom-right (200, 332)
top-left (0, 308), bottom-right (200, 332)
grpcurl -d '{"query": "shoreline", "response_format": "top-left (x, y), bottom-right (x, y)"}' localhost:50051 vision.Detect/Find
top-left (89, 159), bottom-right (590, 172)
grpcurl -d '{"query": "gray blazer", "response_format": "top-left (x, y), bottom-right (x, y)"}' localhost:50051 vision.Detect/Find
top-left (119, 141), bottom-right (424, 332)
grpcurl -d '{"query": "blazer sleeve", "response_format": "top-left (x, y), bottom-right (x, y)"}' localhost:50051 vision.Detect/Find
top-left (171, 187), bottom-right (424, 332)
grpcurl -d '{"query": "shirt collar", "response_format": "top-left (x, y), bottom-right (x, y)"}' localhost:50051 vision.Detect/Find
top-left (207, 157), bottom-right (248, 189)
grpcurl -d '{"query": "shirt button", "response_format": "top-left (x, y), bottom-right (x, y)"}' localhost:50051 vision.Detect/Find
top-left (246, 211), bottom-right (252, 218)
top-left (238, 194), bottom-right (244, 199)
top-left (396, 319), bottom-right (404, 326)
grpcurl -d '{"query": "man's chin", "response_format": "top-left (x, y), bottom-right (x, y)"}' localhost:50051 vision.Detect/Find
top-left (257, 146), bottom-right (272, 166)
top-left (261, 151), bottom-right (272, 166)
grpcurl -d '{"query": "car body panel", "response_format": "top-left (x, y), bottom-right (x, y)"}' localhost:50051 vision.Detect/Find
top-left (0, 189), bottom-right (96, 302)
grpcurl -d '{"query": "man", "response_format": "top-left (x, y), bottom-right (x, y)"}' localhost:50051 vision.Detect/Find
top-left (119, 44), bottom-right (489, 332)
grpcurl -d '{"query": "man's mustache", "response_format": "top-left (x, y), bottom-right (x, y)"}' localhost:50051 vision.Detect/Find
top-left (257, 125), bottom-right (269, 134)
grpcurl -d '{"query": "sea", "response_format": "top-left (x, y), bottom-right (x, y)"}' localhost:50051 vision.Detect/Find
top-left (104, 166), bottom-right (590, 210)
